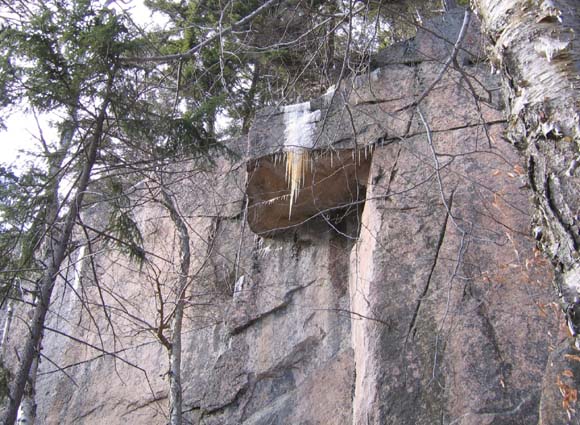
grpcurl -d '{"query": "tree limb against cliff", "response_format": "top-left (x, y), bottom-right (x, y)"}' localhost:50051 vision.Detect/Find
top-left (159, 185), bottom-right (190, 425)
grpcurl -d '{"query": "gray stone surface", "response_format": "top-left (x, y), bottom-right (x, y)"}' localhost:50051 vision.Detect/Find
top-left (372, 7), bottom-right (487, 67)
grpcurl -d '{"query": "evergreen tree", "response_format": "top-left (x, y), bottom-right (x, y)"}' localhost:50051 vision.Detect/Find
top-left (0, 2), bottom-right (129, 422)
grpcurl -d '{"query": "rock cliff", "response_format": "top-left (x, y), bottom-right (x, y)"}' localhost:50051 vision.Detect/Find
top-left (4, 8), bottom-right (569, 425)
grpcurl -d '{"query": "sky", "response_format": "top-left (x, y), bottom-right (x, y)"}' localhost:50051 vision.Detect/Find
top-left (0, 0), bottom-right (156, 170)
top-left (0, 111), bottom-right (48, 169)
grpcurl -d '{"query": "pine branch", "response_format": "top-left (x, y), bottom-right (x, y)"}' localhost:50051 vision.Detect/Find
top-left (120, 0), bottom-right (280, 64)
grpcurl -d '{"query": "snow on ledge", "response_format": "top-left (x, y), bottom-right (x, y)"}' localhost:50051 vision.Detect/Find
top-left (282, 102), bottom-right (321, 150)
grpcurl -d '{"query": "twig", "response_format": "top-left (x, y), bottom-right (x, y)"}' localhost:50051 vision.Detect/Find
top-left (39, 352), bottom-right (79, 387)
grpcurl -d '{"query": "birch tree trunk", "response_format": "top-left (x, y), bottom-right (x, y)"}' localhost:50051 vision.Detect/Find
top-left (15, 351), bottom-right (38, 425)
top-left (0, 301), bottom-right (13, 361)
top-left (1, 85), bottom-right (113, 424)
top-left (3, 108), bottom-right (78, 425)
top-left (160, 188), bottom-right (191, 425)
top-left (475, 0), bottom-right (580, 341)
top-left (474, 0), bottom-right (580, 422)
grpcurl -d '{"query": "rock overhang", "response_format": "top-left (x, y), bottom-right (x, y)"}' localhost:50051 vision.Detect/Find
top-left (246, 148), bottom-right (373, 235)
top-left (243, 7), bottom-right (501, 236)
top-left (244, 88), bottom-right (377, 235)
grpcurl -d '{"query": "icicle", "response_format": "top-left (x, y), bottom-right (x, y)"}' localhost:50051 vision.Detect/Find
top-left (286, 149), bottom-right (310, 218)
top-left (281, 102), bottom-right (320, 219)
top-left (69, 245), bottom-right (86, 310)
top-left (72, 246), bottom-right (86, 293)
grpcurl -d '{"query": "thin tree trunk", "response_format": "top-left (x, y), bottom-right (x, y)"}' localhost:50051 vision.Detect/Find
top-left (241, 62), bottom-right (261, 134)
top-left (9, 108), bottom-right (81, 425)
top-left (14, 292), bottom-right (39, 425)
top-left (3, 108), bottom-right (78, 425)
top-left (1, 84), bottom-right (113, 425)
top-left (160, 188), bottom-right (190, 425)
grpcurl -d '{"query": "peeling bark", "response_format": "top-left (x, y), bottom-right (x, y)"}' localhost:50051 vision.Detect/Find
top-left (474, 1), bottom-right (580, 420)
top-left (475, 0), bottom-right (580, 342)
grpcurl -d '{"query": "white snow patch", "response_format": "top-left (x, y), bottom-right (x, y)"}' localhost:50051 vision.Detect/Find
top-left (233, 275), bottom-right (245, 298)
top-left (325, 85), bottom-right (336, 96)
top-left (281, 102), bottom-right (321, 217)
top-left (69, 245), bottom-right (86, 308)
top-left (564, 266), bottom-right (580, 298)
top-left (282, 102), bottom-right (321, 149)
top-left (321, 85), bottom-right (337, 106)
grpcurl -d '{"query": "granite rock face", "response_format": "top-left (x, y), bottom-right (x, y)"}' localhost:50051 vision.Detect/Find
top-left (2, 8), bottom-right (568, 425)
top-left (350, 126), bottom-right (557, 424)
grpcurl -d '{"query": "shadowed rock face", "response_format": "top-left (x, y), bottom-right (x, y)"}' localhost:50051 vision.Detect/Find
top-left (246, 149), bottom-right (372, 234)
top-left (8, 8), bottom-right (567, 425)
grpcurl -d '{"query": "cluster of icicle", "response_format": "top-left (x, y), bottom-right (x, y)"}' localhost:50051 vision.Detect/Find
top-left (279, 97), bottom-right (376, 219)
top-left (282, 102), bottom-right (321, 218)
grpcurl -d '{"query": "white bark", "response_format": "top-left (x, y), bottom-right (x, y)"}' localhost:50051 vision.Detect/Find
top-left (14, 401), bottom-right (34, 425)
top-left (475, 0), bottom-right (580, 342)
top-left (1, 301), bottom-right (14, 361)
top-left (15, 353), bottom-right (38, 425)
